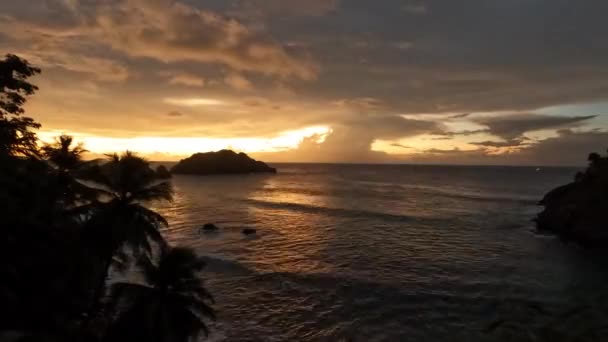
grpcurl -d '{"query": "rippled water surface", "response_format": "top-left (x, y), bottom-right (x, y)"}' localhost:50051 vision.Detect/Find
top-left (153, 164), bottom-right (608, 341)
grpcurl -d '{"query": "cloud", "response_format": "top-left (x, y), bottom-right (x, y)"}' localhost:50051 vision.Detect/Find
top-left (469, 139), bottom-right (525, 148)
top-left (239, 0), bottom-right (339, 17)
top-left (4, 0), bottom-right (608, 166)
top-left (94, 0), bottom-right (317, 79)
top-left (163, 72), bottom-right (205, 87)
top-left (332, 97), bottom-right (383, 111)
top-left (390, 143), bottom-right (412, 149)
top-left (0, 0), bottom-right (318, 80)
top-left (474, 114), bottom-right (596, 140)
top-left (224, 73), bottom-right (253, 91)
top-left (449, 113), bottom-right (471, 119)
top-left (402, 129), bottom-right (608, 166)
top-left (167, 111), bottom-right (183, 117)
top-left (401, 3), bottom-right (428, 15)
top-left (391, 41), bottom-right (413, 50)
top-left (4, 45), bottom-right (130, 82)
top-left (163, 97), bottom-right (225, 106)
top-left (507, 129), bottom-right (608, 166)
top-left (286, 1), bottom-right (608, 114)
top-left (421, 147), bottom-right (463, 155)
top-left (254, 115), bottom-right (440, 162)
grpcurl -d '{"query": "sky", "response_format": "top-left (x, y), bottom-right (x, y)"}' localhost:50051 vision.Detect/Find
top-left (2, 0), bottom-right (608, 165)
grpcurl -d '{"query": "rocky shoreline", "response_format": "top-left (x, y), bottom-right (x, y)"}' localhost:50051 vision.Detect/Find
top-left (536, 150), bottom-right (608, 247)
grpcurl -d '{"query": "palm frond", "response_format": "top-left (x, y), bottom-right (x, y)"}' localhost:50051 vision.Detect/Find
top-left (168, 302), bottom-right (212, 338)
top-left (107, 282), bottom-right (152, 314)
top-left (187, 297), bottom-right (216, 321)
top-left (131, 180), bottom-right (174, 203)
top-left (134, 205), bottom-right (169, 227)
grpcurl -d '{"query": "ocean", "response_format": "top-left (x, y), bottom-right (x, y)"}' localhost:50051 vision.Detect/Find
top-left (153, 164), bottom-right (608, 341)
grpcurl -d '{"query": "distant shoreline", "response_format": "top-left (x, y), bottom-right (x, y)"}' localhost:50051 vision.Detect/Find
top-left (149, 161), bottom-right (582, 169)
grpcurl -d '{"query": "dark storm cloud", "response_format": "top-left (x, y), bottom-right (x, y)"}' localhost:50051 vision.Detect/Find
top-left (449, 113), bottom-right (471, 119)
top-left (410, 129), bottom-right (608, 166)
top-left (236, 0), bottom-right (339, 17)
top-left (509, 129), bottom-right (608, 166)
top-left (469, 139), bottom-right (527, 149)
top-left (272, 0), bottom-right (608, 113)
top-left (474, 114), bottom-right (596, 140)
top-left (432, 114), bottom-right (597, 146)
top-left (6, 0), bottom-right (608, 115)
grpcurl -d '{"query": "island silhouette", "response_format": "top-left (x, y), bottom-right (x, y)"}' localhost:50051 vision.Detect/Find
top-left (171, 149), bottom-right (276, 175)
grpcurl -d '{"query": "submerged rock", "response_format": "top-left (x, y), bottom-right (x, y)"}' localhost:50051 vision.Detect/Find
top-left (171, 150), bottom-right (276, 175)
top-left (155, 165), bottom-right (172, 179)
top-left (201, 223), bottom-right (219, 232)
top-left (536, 150), bottom-right (608, 247)
top-left (242, 228), bottom-right (257, 235)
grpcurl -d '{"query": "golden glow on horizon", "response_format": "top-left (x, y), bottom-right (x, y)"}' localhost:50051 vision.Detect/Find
top-left (38, 125), bottom-right (331, 159)
top-left (372, 135), bottom-right (479, 154)
top-left (162, 97), bottom-right (225, 106)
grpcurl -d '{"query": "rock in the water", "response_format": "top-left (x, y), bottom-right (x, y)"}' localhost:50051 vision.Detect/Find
top-left (171, 150), bottom-right (276, 175)
top-left (242, 228), bottom-right (257, 235)
top-left (155, 165), bottom-right (172, 179)
top-left (201, 223), bottom-right (219, 232)
top-left (536, 150), bottom-right (608, 247)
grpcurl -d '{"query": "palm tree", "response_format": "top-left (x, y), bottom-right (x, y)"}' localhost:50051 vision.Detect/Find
top-left (41, 134), bottom-right (94, 211)
top-left (107, 247), bottom-right (215, 342)
top-left (82, 151), bottom-right (173, 317)
top-left (42, 134), bottom-right (87, 173)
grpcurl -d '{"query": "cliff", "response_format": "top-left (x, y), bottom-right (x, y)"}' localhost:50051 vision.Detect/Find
top-left (536, 151), bottom-right (608, 246)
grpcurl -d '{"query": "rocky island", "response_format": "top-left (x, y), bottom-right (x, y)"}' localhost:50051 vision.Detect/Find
top-left (536, 150), bottom-right (608, 247)
top-left (171, 150), bottom-right (276, 175)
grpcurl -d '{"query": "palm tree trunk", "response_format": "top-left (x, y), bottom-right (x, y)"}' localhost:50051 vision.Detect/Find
top-left (79, 252), bottom-right (113, 341)
top-left (92, 255), bottom-right (113, 312)
top-left (155, 301), bottom-right (165, 342)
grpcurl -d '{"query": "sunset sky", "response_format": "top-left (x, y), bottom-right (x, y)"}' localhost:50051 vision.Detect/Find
top-left (2, 0), bottom-right (608, 165)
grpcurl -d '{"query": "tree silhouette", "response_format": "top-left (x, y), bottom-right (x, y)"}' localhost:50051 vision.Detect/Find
top-left (0, 54), bottom-right (41, 157)
top-left (0, 54), bottom-right (216, 340)
top-left (107, 247), bottom-right (215, 342)
top-left (82, 151), bottom-right (174, 317)
top-left (42, 134), bottom-right (88, 173)
top-left (41, 134), bottom-right (97, 213)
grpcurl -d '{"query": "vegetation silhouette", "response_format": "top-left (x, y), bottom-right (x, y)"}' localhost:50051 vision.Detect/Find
top-left (0, 54), bottom-right (41, 157)
top-left (81, 152), bottom-right (174, 318)
top-left (107, 247), bottom-right (215, 342)
top-left (536, 149), bottom-right (608, 246)
top-left (0, 54), bottom-right (215, 341)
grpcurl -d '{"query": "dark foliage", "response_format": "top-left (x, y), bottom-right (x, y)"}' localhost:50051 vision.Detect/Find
top-left (0, 54), bottom-right (41, 157)
top-left (0, 55), bottom-right (214, 341)
top-left (107, 247), bottom-right (215, 342)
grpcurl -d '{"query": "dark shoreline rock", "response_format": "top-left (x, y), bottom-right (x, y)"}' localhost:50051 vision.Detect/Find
top-left (200, 223), bottom-right (219, 232)
top-left (171, 150), bottom-right (276, 175)
top-left (536, 150), bottom-right (608, 247)
top-left (242, 228), bottom-right (257, 235)
top-left (155, 164), bottom-right (172, 179)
